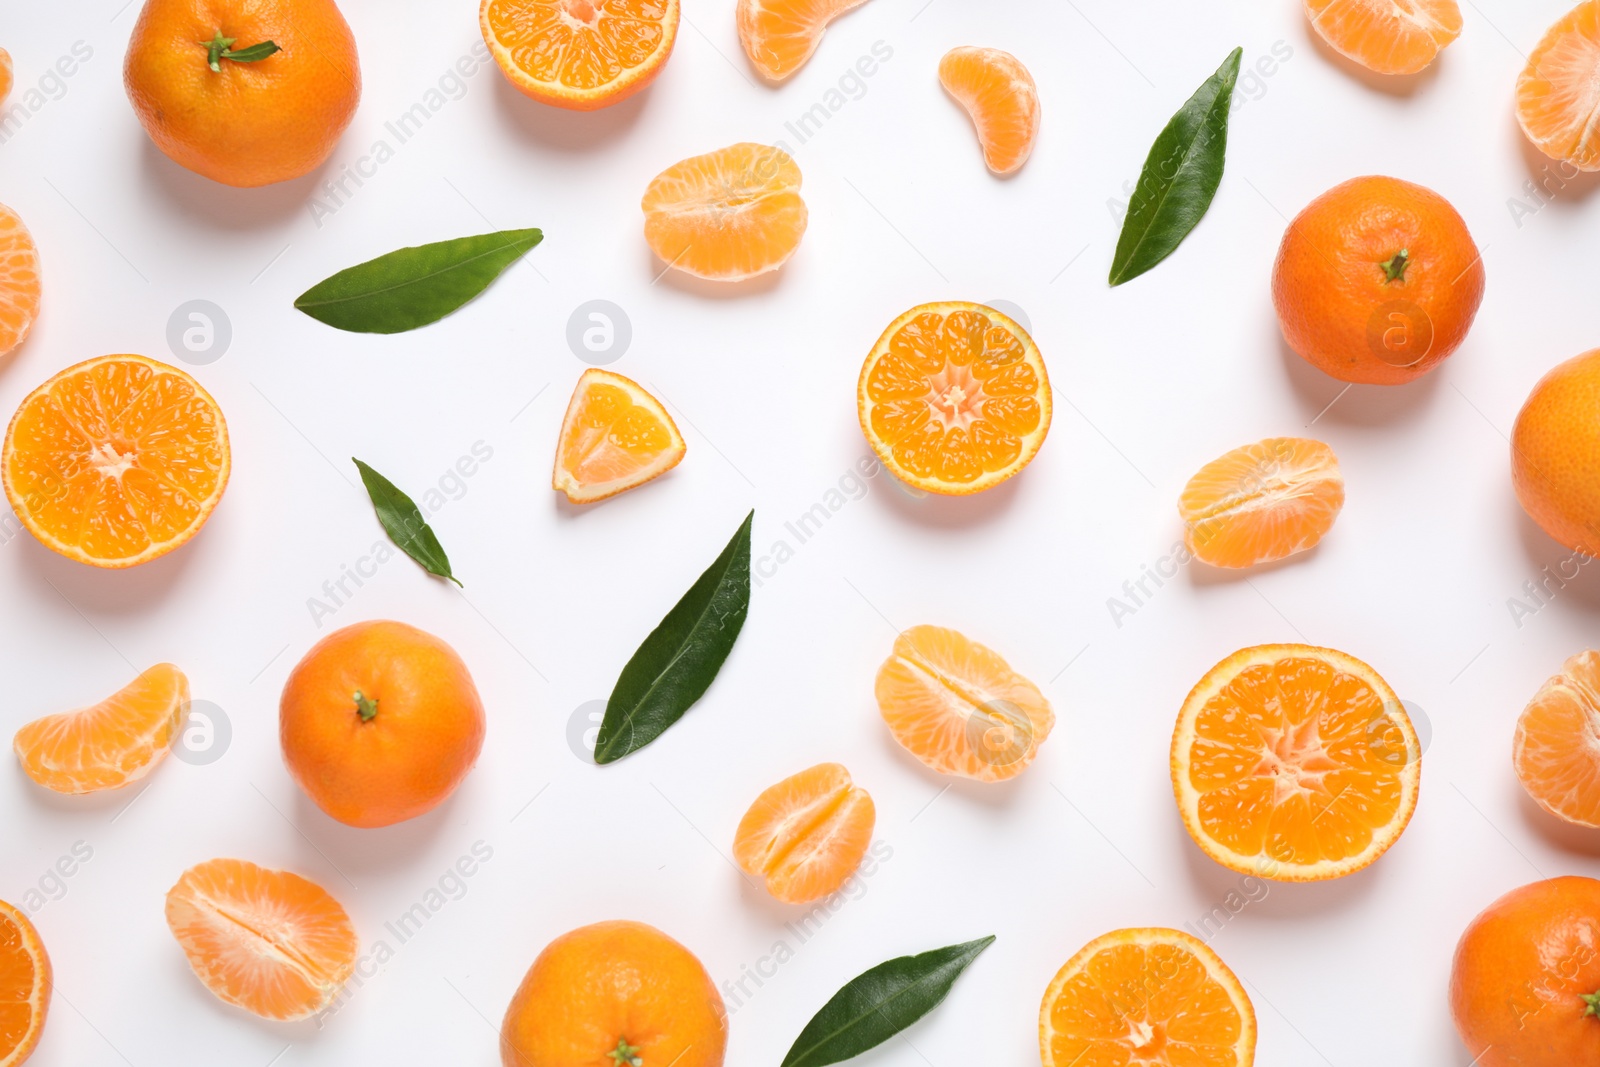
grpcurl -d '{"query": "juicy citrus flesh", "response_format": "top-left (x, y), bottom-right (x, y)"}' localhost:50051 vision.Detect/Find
top-left (553, 369), bottom-right (685, 503)
top-left (0, 900), bottom-right (50, 1067)
top-left (2, 354), bottom-right (230, 568)
top-left (1179, 438), bottom-right (1345, 569)
top-left (0, 204), bottom-right (41, 358)
top-left (1040, 928), bottom-right (1256, 1067)
top-left (1513, 349), bottom-right (1600, 556)
top-left (1518, 2), bottom-right (1600, 171)
top-left (736, 0), bottom-right (870, 81)
top-left (734, 763), bottom-right (875, 904)
top-left (876, 625), bottom-right (1054, 782)
top-left (859, 302), bottom-right (1050, 495)
top-left (1515, 650), bottom-right (1600, 827)
top-left (0, 49), bottom-right (12, 104)
top-left (641, 142), bottom-right (807, 281)
top-left (13, 663), bottom-right (189, 795)
top-left (939, 47), bottom-right (1040, 175)
top-left (165, 858), bottom-right (358, 1022)
top-left (482, 0), bottom-right (679, 110)
top-left (1173, 645), bottom-right (1420, 881)
top-left (1304, 0), bottom-right (1462, 75)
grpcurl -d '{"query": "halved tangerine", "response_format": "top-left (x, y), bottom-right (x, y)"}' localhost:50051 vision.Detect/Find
top-left (553, 369), bottom-right (685, 503)
top-left (1514, 650), bottom-right (1600, 827)
top-left (0, 204), bottom-right (40, 358)
top-left (641, 142), bottom-right (807, 281)
top-left (736, 0), bottom-right (870, 82)
top-left (0, 899), bottom-right (50, 1067)
top-left (858, 301), bottom-right (1050, 495)
top-left (734, 762), bottom-right (874, 904)
top-left (1179, 437), bottom-right (1345, 569)
top-left (480, 0), bottom-right (680, 111)
top-left (13, 663), bottom-right (190, 795)
top-left (1517, 2), bottom-right (1600, 171)
top-left (939, 47), bottom-right (1040, 175)
top-left (1172, 644), bottom-right (1421, 881)
top-left (1303, 0), bottom-right (1462, 76)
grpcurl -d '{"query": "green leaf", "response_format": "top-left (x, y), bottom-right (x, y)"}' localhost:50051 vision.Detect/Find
top-left (593, 511), bottom-right (753, 764)
top-left (781, 937), bottom-right (996, 1067)
top-left (352, 459), bottom-right (462, 587)
top-left (223, 41), bottom-right (281, 63)
top-left (1109, 47), bottom-right (1243, 287)
top-left (294, 229), bottom-right (543, 334)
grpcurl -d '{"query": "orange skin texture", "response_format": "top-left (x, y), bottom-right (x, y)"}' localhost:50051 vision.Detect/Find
top-left (280, 620), bottom-right (485, 829)
top-left (1513, 350), bottom-right (1600, 556)
top-left (124, 0), bottom-right (360, 187)
top-left (1450, 876), bottom-right (1600, 1067)
top-left (1272, 175), bottom-right (1484, 385)
top-left (501, 920), bottom-right (727, 1067)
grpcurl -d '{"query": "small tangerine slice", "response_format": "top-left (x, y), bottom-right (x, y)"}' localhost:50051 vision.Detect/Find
top-left (1179, 437), bottom-right (1345, 569)
top-left (938, 47), bottom-right (1040, 175)
top-left (0, 204), bottom-right (40, 358)
top-left (13, 664), bottom-right (189, 795)
top-left (736, 0), bottom-right (870, 82)
top-left (480, 0), bottom-right (680, 111)
top-left (0, 900), bottom-right (50, 1067)
top-left (641, 142), bottom-right (807, 281)
top-left (1517, 2), bottom-right (1600, 172)
top-left (1172, 644), bottom-right (1421, 882)
top-left (733, 762), bottom-right (875, 904)
top-left (1514, 650), bottom-right (1600, 827)
top-left (1304, 0), bottom-right (1462, 75)
top-left (1040, 928), bottom-right (1256, 1067)
top-left (165, 858), bottom-right (359, 1022)
top-left (0, 50), bottom-right (12, 106)
top-left (876, 625), bottom-right (1054, 783)
top-left (553, 369), bottom-right (685, 503)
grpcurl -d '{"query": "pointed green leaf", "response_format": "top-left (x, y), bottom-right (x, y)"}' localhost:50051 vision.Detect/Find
top-left (352, 459), bottom-right (462, 587)
top-left (222, 41), bottom-right (281, 64)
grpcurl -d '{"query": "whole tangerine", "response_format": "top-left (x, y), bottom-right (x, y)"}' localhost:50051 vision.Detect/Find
top-left (280, 620), bottom-right (484, 829)
top-left (1513, 349), bottom-right (1600, 556)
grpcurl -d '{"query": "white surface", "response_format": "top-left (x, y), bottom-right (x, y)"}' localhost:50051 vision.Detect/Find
top-left (3, 0), bottom-right (1599, 1064)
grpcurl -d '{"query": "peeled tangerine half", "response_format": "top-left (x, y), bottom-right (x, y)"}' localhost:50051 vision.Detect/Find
top-left (1518, 2), bottom-right (1600, 171)
top-left (876, 625), bottom-right (1054, 782)
top-left (939, 47), bottom-right (1040, 175)
top-left (736, 0), bottom-right (871, 82)
top-left (0, 203), bottom-right (39, 358)
top-left (1303, 0), bottom-right (1462, 76)
top-left (1178, 437), bottom-right (1344, 569)
top-left (166, 858), bottom-right (359, 1021)
top-left (1515, 650), bottom-right (1600, 827)
top-left (13, 664), bottom-right (189, 794)
top-left (641, 142), bottom-right (807, 281)
top-left (553, 369), bottom-right (685, 503)
top-left (734, 762), bottom-right (874, 904)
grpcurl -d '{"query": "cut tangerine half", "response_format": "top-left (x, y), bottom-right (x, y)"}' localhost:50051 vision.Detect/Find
top-left (736, 0), bottom-right (870, 82)
top-left (1304, 0), bottom-right (1462, 75)
top-left (641, 142), bottom-right (807, 281)
top-left (1179, 437), bottom-right (1345, 569)
top-left (1040, 928), bottom-right (1256, 1067)
top-left (876, 625), bottom-right (1054, 782)
top-left (166, 858), bottom-right (358, 1021)
top-left (1172, 644), bottom-right (1420, 881)
top-left (1514, 650), bottom-right (1600, 827)
top-left (2, 354), bottom-right (230, 568)
top-left (13, 664), bottom-right (189, 795)
top-left (939, 47), bottom-right (1040, 175)
top-left (734, 762), bottom-right (875, 904)
top-left (859, 301), bottom-right (1050, 495)
top-left (0, 900), bottom-right (50, 1067)
top-left (553, 369), bottom-right (685, 503)
top-left (1518, 3), bottom-right (1600, 172)
top-left (480, 0), bottom-right (680, 111)
top-left (0, 204), bottom-right (40, 358)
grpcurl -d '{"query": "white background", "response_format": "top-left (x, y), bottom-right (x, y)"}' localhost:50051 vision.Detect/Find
top-left (4, 0), bottom-right (1599, 1064)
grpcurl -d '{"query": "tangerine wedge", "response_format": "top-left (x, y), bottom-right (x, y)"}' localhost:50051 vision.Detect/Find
top-left (481, 0), bottom-right (680, 111)
top-left (0, 204), bottom-right (40, 358)
top-left (939, 47), bottom-right (1040, 175)
top-left (1178, 437), bottom-right (1345, 569)
top-left (553, 369), bottom-right (685, 503)
top-left (1304, 0), bottom-right (1462, 75)
top-left (736, 0), bottom-right (870, 82)
top-left (1172, 644), bottom-right (1421, 881)
top-left (165, 858), bottom-right (358, 1021)
top-left (734, 763), bottom-right (875, 904)
top-left (1518, 2), bottom-right (1600, 172)
top-left (641, 142), bottom-right (807, 281)
top-left (0, 900), bottom-right (50, 1067)
top-left (1514, 650), bottom-right (1600, 827)
top-left (0, 50), bottom-right (12, 105)
top-left (876, 625), bottom-right (1054, 782)
top-left (13, 664), bottom-right (189, 795)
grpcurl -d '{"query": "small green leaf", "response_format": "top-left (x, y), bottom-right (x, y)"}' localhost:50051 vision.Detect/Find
top-left (223, 40), bottom-right (281, 63)
top-left (201, 31), bottom-right (279, 72)
top-left (1109, 47), bottom-right (1243, 287)
top-left (593, 511), bottom-right (753, 764)
top-left (295, 229), bottom-right (544, 334)
top-left (352, 459), bottom-right (462, 587)
top-left (781, 936), bottom-right (995, 1067)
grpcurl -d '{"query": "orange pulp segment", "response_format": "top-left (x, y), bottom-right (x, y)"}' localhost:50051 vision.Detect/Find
top-left (553, 369), bottom-right (685, 503)
top-left (1514, 650), bottom-right (1600, 827)
top-left (1517, 2), bottom-right (1600, 171)
top-left (734, 763), bottom-right (875, 904)
top-left (480, 0), bottom-right (680, 111)
top-left (0, 50), bottom-right (12, 104)
top-left (1178, 437), bottom-right (1344, 569)
top-left (0, 900), bottom-right (50, 1067)
top-left (736, 0), bottom-right (870, 82)
top-left (938, 47), bottom-right (1040, 175)
top-left (641, 143), bottom-right (807, 281)
top-left (1303, 0), bottom-right (1462, 75)
top-left (0, 204), bottom-right (40, 358)
top-left (13, 664), bottom-right (190, 795)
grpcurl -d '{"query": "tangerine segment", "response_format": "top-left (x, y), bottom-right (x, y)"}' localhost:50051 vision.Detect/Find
top-left (0, 49), bottom-right (11, 104)
top-left (13, 664), bottom-right (189, 795)
top-left (0, 900), bottom-right (50, 1067)
top-left (1514, 650), bottom-right (1600, 827)
top-left (1172, 644), bottom-right (1420, 882)
top-left (1517, 2), bottom-right (1600, 171)
top-left (641, 142), bottom-right (807, 281)
top-left (938, 47), bottom-right (1040, 175)
top-left (736, 0), bottom-right (870, 82)
top-left (0, 204), bottom-right (40, 358)
top-left (165, 858), bottom-right (358, 1022)
top-left (1040, 928), bottom-right (1256, 1067)
top-left (553, 369), bottom-right (685, 503)
top-left (734, 763), bottom-right (875, 904)
top-left (1, 355), bottom-right (230, 568)
top-left (1303, 0), bottom-right (1462, 75)
top-left (481, 0), bottom-right (680, 110)
top-left (876, 625), bottom-right (1054, 783)
top-left (859, 302), bottom-right (1051, 495)
top-left (1179, 438), bottom-right (1345, 569)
